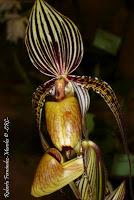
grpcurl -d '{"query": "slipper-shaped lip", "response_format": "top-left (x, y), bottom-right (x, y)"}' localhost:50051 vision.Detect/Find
top-left (31, 148), bottom-right (84, 197)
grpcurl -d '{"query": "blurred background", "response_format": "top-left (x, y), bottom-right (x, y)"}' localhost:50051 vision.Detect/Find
top-left (0, 0), bottom-right (134, 199)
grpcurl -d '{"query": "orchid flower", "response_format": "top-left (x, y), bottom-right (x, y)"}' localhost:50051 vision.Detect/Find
top-left (25, 0), bottom-right (132, 199)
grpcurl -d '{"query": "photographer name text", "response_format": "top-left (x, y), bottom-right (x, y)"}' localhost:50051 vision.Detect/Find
top-left (3, 117), bottom-right (10, 198)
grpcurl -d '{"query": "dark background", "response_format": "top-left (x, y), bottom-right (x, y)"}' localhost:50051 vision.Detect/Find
top-left (0, 0), bottom-right (134, 199)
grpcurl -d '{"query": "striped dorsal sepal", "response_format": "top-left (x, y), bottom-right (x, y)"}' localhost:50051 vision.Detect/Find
top-left (25, 0), bottom-right (83, 78)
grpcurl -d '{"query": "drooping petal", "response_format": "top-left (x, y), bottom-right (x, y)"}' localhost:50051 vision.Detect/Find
top-left (75, 140), bottom-right (106, 200)
top-left (25, 0), bottom-right (83, 77)
top-left (32, 78), bottom-right (55, 150)
top-left (69, 75), bottom-right (125, 138)
top-left (69, 75), bottom-right (133, 199)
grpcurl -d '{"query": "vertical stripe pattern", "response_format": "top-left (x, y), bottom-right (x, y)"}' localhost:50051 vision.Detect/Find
top-left (69, 75), bottom-right (133, 199)
top-left (69, 75), bottom-right (130, 163)
top-left (71, 80), bottom-right (90, 117)
top-left (25, 0), bottom-right (83, 77)
top-left (75, 141), bottom-right (105, 200)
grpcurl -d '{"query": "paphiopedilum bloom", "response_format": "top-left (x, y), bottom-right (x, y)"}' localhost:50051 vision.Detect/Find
top-left (25, 0), bottom-right (128, 152)
top-left (25, 0), bottom-right (132, 199)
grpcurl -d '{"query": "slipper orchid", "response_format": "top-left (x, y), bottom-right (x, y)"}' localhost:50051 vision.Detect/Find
top-left (25, 0), bottom-right (132, 199)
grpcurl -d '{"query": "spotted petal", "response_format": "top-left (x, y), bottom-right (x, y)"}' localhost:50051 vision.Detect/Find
top-left (69, 75), bottom-right (133, 198)
top-left (69, 76), bottom-right (130, 158)
top-left (32, 78), bottom-right (55, 150)
top-left (25, 0), bottom-right (83, 77)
